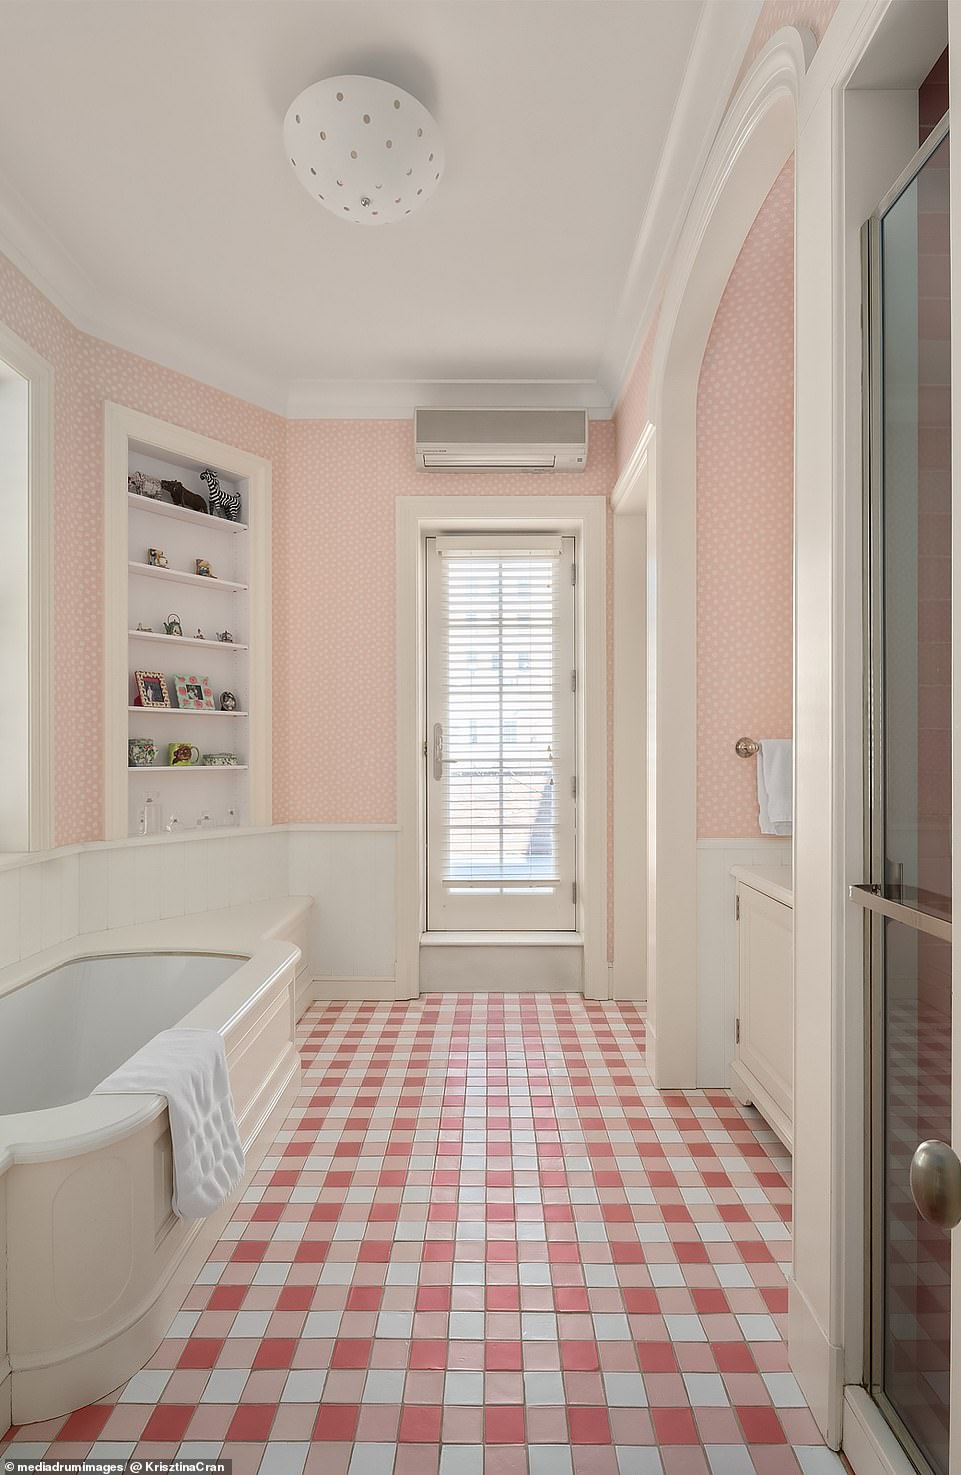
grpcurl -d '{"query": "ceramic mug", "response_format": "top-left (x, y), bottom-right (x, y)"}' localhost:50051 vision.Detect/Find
top-left (128, 737), bottom-right (156, 768)
top-left (168, 742), bottom-right (200, 767)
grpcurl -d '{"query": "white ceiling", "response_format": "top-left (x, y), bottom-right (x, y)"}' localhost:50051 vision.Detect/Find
top-left (0, 1), bottom-right (760, 416)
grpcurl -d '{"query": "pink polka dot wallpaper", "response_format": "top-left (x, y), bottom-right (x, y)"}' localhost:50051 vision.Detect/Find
top-left (0, 246), bottom-right (614, 864)
top-left (0, 249), bottom-right (288, 846)
top-left (696, 159), bottom-right (795, 839)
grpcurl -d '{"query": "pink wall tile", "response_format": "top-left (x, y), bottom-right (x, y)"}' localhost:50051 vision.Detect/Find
top-left (696, 158), bottom-right (795, 839)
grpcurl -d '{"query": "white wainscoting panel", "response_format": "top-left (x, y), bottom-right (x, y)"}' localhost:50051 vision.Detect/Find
top-left (696, 837), bottom-right (791, 1087)
top-left (287, 828), bottom-right (396, 988)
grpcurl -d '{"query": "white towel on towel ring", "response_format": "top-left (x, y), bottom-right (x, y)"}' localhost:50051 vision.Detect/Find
top-left (757, 738), bottom-right (793, 836)
top-left (95, 1027), bottom-right (244, 1220)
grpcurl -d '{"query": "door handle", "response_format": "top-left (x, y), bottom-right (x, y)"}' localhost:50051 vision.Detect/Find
top-left (909, 1140), bottom-right (961, 1229)
top-left (432, 723), bottom-right (461, 781)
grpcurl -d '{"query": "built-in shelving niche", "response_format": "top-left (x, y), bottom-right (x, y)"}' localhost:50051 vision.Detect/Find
top-left (104, 406), bottom-right (272, 840)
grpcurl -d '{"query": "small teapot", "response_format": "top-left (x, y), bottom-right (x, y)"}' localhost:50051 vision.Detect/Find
top-left (163, 613), bottom-right (184, 637)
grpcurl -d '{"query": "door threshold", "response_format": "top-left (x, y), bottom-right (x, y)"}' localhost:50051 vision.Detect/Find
top-left (420, 931), bottom-right (584, 947)
top-left (843, 1387), bottom-right (919, 1475)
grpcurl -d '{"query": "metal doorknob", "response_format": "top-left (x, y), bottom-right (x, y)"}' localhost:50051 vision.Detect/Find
top-left (909, 1140), bottom-right (961, 1229)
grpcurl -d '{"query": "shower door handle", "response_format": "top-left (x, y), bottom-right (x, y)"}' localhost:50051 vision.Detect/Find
top-left (910, 1140), bottom-right (961, 1230)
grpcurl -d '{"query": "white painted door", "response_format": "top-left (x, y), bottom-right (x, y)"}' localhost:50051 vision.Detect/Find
top-left (425, 533), bottom-right (577, 932)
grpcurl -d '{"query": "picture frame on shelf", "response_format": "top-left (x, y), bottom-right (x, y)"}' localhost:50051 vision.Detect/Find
top-left (135, 670), bottom-right (171, 708)
top-left (173, 673), bottom-right (216, 711)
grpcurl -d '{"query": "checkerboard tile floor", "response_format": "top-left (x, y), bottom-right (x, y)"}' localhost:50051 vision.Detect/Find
top-left (1, 996), bottom-right (845, 1475)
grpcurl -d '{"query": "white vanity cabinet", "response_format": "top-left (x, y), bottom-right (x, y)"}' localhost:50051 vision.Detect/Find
top-left (730, 865), bottom-right (793, 1150)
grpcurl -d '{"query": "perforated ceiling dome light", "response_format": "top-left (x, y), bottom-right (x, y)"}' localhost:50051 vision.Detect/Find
top-left (283, 75), bottom-right (444, 225)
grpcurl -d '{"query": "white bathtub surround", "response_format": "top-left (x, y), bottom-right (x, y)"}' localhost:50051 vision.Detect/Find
top-left (0, 824), bottom-right (396, 1006)
top-left (0, 895), bottom-right (310, 1425)
top-left (95, 1028), bottom-right (244, 1219)
top-left (696, 837), bottom-right (791, 1087)
top-left (757, 738), bottom-right (794, 836)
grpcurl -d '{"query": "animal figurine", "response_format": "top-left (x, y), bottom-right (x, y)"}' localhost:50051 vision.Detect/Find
top-left (161, 478), bottom-right (208, 515)
top-left (217, 629), bottom-right (234, 644)
top-left (129, 471), bottom-right (163, 498)
top-left (201, 468), bottom-right (241, 521)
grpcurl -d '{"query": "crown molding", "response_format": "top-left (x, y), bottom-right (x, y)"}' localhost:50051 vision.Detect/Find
top-left (646, 24), bottom-right (814, 416)
top-left (285, 376), bottom-right (613, 419)
top-left (0, 0), bottom-right (760, 425)
top-left (600, 0), bottom-right (764, 409)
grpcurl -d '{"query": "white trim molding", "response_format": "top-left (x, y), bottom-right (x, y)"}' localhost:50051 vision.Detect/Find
top-left (611, 421), bottom-right (654, 1000)
top-left (601, 0), bottom-right (764, 403)
top-left (641, 27), bottom-right (811, 1090)
top-left (102, 404), bottom-right (273, 841)
top-left (843, 1387), bottom-right (918, 1475)
top-left (395, 495), bottom-right (608, 1000)
top-left (0, 320), bottom-right (53, 853)
top-left (0, 9), bottom-right (759, 425)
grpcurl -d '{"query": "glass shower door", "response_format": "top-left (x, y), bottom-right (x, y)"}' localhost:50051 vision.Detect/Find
top-left (855, 118), bottom-right (954, 1475)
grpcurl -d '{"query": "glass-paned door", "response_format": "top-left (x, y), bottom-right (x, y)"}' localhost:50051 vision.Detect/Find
top-left (856, 117), bottom-right (953, 1475)
top-left (425, 533), bottom-right (577, 931)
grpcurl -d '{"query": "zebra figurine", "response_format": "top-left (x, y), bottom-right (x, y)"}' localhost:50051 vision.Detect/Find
top-left (200, 467), bottom-right (242, 522)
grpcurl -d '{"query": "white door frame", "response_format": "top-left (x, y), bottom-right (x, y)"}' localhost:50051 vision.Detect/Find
top-left (395, 494), bottom-right (607, 999)
top-left (611, 423), bottom-right (653, 1001)
top-left (784, 0), bottom-right (956, 1458)
top-left (638, 27), bottom-right (812, 1089)
top-left (0, 321), bottom-right (53, 853)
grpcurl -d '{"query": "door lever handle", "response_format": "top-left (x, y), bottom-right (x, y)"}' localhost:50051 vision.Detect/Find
top-left (432, 723), bottom-right (461, 780)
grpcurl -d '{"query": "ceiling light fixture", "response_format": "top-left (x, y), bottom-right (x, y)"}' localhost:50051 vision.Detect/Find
top-left (283, 74), bottom-right (444, 225)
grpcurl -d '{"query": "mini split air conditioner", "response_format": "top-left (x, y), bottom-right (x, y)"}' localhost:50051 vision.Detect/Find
top-left (414, 407), bottom-right (588, 471)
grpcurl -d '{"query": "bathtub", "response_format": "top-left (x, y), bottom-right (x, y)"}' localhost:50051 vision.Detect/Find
top-left (0, 937), bottom-right (302, 1424)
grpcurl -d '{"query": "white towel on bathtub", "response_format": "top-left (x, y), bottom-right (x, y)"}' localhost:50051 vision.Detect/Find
top-left (757, 738), bottom-right (793, 836)
top-left (94, 1028), bottom-right (244, 1220)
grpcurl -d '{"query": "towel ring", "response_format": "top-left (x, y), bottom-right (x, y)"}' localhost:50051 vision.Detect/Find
top-left (735, 737), bottom-right (761, 759)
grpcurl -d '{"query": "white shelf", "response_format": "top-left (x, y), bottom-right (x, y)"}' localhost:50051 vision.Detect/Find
top-left (128, 706), bottom-right (248, 717)
top-left (128, 629), bottom-right (249, 651)
top-left (128, 765), bottom-right (248, 774)
top-left (128, 490), bottom-right (248, 532)
top-left (128, 561), bottom-right (248, 592)
top-left (106, 404), bottom-right (270, 841)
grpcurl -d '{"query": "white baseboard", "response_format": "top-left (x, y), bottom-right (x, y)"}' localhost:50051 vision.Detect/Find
top-left (843, 1386), bottom-right (916, 1475)
top-left (610, 958), bottom-right (646, 1001)
top-left (419, 944), bottom-right (582, 993)
top-left (0, 1359), bottom-right (11, 1437)
top-left (312, 976), bottom-right (403, 1002)
top-left (788, 1274), bottom-right (843, 1447)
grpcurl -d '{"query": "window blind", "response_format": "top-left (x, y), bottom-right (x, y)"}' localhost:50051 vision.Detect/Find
top-left (426, 534), bottom-right (576, 931)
